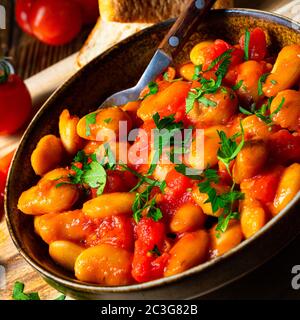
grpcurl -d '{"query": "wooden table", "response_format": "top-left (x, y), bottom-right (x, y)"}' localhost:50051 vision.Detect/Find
top-left (1, 0), bottom-right (300, 300)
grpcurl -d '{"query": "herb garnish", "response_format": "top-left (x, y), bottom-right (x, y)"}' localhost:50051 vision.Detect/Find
top-left (258, 73), bottom-right (269, 96)
top-left (56, 150), bottom-right (107, 196)
top-left (186, 49), bottom-right (233, 113)
top-left (217, 122), bottom-right (245, 175)
top-left (244, 29), bottom-right (251, 60)
top-left (132, 184), bottom-right (163, 223)
top-left (239, 97), bottom-right (285, 126)
top-left (232, 80), bottom-right (244, 91)
top-left (12, 282), bottom-right (65, 300)
top-left (85, 113), bottom-right (97, 137)
top-left (192, 65), bottom-right (203, 80)
top-left (103, 118), bottom-right (112, 124)
top-left (143, 81), bottom-right (159, 99)
top-left (198, 169), bottom-right (244, 234)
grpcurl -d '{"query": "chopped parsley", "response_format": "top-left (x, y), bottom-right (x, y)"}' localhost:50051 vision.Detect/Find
top-left (85, 112), bottom-right (97, 137)
top-left (258, 73), bottom-right (269, 96)
top-left (56, 150), bottom-right (107, 196)
top-left (186, 49), bottom-right (233, 113)
top-left (192, 64), bottom-right (203, 80)
top-left (244, 29), bottom-right (251, 61)
top-left (103, 117), bottom-right (112, 124)
top-left (198, 169), bottom-right (244, 234)
top-left (153, 113), bottom-right (183, 131)
top-left (232, 80), bottom-right (244, 91)
top-left (239, 97), bottom-right (285, 126)
top-left (207, 49), bottom-right (233, 71)
top-left (163, 71), bottom-right (169, 81)
top-left (132, 184), bottom-right (163, 223)
top-left (143, 81), bottom-right (159, 99)
top-left (217, 122), bottom-right (245, 175)
top-left (270, 79), bottom-right (278, 85)
top-left (12, 282), bottom-right (65, 300)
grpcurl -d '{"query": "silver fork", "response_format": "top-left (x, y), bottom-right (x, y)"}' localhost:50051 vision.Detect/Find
top-left (99, 0), bottom-right (217, 108)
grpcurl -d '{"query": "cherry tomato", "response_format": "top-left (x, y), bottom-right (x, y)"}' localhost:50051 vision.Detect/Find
top-left (0, 62), bottom-right (32, 135)
top-left (15, 0), bottom-right (35, 34)
top-left (165, 169), bottom-right (193, 198)
top-left (29, 0), bottom-right (83, 45)
top-left (202, 40), bottom-right (243, 72)
top-left (73, 0), bottom-right (99, 24)
top-left (239, 27), bottom-right (267, 61)
top-left (247, 168), bottom-right (284, 204)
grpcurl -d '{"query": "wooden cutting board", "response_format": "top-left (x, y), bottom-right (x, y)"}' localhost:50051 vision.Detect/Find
top-left (0, 0), bottom-right (299, 300)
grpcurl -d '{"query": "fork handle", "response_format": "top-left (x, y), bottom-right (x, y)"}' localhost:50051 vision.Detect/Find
top-left (158, 0), bottom-right (217, 58)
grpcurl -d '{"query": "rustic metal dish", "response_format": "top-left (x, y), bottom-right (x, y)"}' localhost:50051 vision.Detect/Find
top-left (5, 9), bottom-right (300, 300)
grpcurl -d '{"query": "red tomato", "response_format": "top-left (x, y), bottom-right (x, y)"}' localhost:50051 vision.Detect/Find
top-left (15, 0), bottom-right (35, 34)
top-left (202, 40), bottom-right (243, 73)
top-left (165, 169), bottom-right (193, 198)
top-left (132, 217), bottom-right (167, 282)
top-left (0, 69), bottom-right (32, 135)
top-left (268, 130), bottom-right (300, 165)
top-left (73, 0), bottom-right (99, 24)
top-left (239, 27), bottom-right (267, 61)
top-left (132, 239), bottom-right (169, 283)
top-left (136, 217), bottom-right (165, 251)
top-left (86, 215), bottom-right (134, 251)
top-left (247, 168), bottom-right (284, 204)
top-left (29, 0), bottom-right (83, 45)
top-left (104, 170), bottom-right (137, 193)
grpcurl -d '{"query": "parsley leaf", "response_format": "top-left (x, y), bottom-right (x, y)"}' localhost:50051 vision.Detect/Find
top-left (244, 29), bottom-right (251, 61)
top-left (56, 150), bottom-right (107, 195)
top-left (12, 282), bottom-right (65, 301)
top-left (103, 118), bottom-right (112, 124)
top-left (85, 113), bottom-right (97, 137)
top-left (258, 73), bottom-right (269, 96)
top-left (239, 97), bottom-right (285, 127)
top-left (198, 169), bottom-right (244, 234)
top-left (186, 50), bottom-right (232, 113)
top-left (143, 81), bottom-right (159, 99)
top-left (82, 161), bottom-right (106, 195)
top-left (207, 49), bottom-right (233, 71)
top-left (153, 113), bottom-right (183, 131)
top-left (232, 80), bottom-right (244, 91)
top-left (174, 163), bottom-right (202, 180)
top-left (192, 65), bottom-right (203, 80)
top-left (198, 96), bottom-right (217, 107)
top-left (217, 122), bottom-right (245, 174)
top-left (132, 184), bottom-right (162, 223)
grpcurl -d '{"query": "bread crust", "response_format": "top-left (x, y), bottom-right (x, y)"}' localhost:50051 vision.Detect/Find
top-left (99, 0), bottom-right (234, 23)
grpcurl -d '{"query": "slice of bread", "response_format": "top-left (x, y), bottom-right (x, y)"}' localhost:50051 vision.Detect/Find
top-left (77, 18), bottom-right (151, 68)
top-left (99, 0), bottom-right (234, 23)
top-left (77, 0), bottom-right (234, 68)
